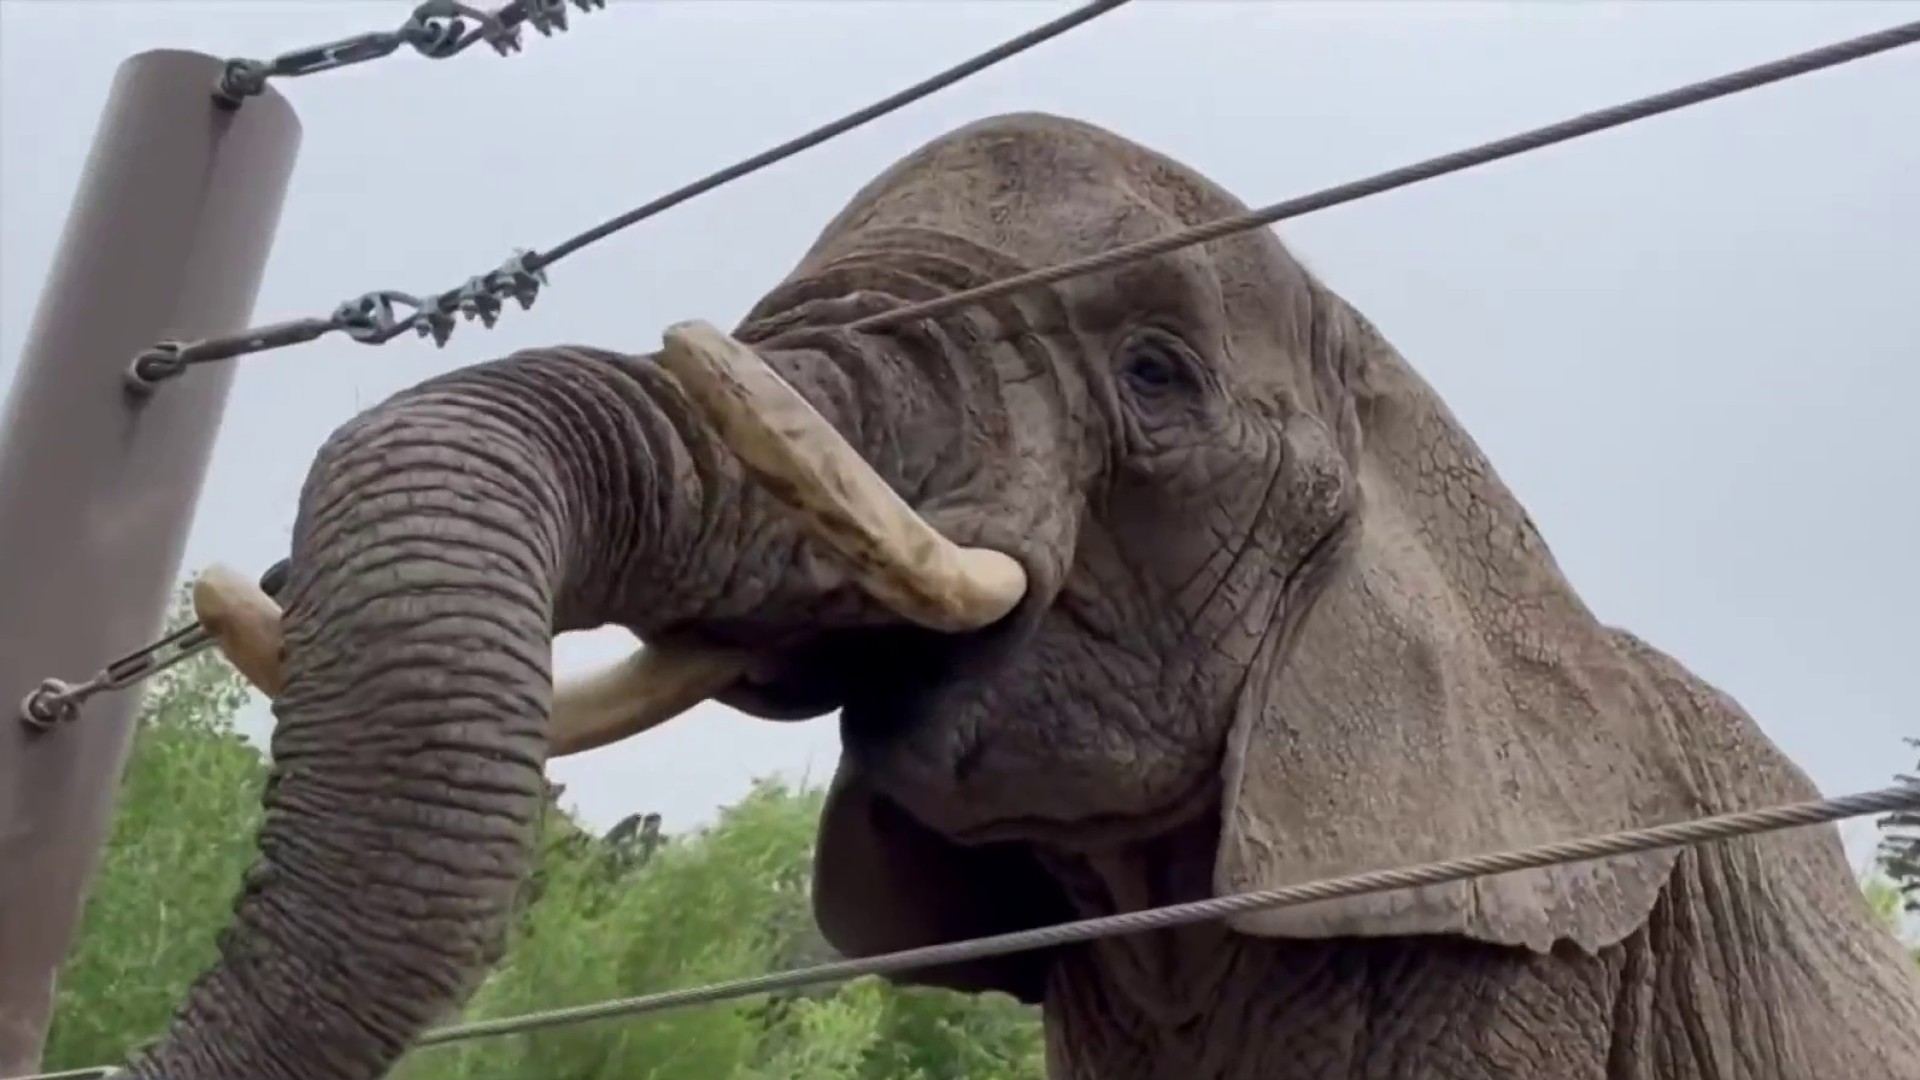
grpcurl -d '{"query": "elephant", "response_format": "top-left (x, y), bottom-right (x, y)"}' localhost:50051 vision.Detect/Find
top-left (118, 112), bottom-right (1920, 1080)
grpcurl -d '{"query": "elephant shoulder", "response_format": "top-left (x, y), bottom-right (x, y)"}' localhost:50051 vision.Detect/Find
top-left (1607, 627), bottom-right (1920, 1075)
top-left (1601, 625), bottom-right (1823, 810)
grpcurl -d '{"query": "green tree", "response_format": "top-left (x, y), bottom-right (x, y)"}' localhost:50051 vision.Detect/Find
top-left (1860, 873), bottom-right (1919, 969)
top-left (42, 584), bottom-right (266, 1068)
top-left (1870, 737), bottom-right (1920, 969)
top-left (1877, 739), bottom-right (1919, 915)
top-left (855, 983), bottom-right (1047, 1080)
top-left (396, 779), bottom-right (1046, 1080)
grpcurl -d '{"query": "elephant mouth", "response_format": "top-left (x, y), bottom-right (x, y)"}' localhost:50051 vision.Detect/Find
top-left (725, 600), bottom-right (1040, 738)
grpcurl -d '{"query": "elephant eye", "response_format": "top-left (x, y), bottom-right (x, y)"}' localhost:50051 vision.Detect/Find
top-left (1120, 335), bottom-right (1191, 398)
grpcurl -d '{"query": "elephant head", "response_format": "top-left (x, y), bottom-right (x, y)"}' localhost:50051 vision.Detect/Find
top-left (124, 111), bottom-right (1896, 1079)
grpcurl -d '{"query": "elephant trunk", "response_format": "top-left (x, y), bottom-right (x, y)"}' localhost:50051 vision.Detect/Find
top-left (111, 336), bottom-right (948, 1078)
top-left (119, 314), bottom-right (1061, 1079)
top-left (120, 353), bottom-right (664, 1078)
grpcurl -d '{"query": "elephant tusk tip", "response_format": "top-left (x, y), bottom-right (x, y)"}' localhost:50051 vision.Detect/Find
top-left (951, 547), bottom-right (1028, 628)
top-left (661, 318), bottom-right (723, 347)
top-left (191, 562), bottom-right (261, 627)
top-left (191, 561), bottom-right (287, 696)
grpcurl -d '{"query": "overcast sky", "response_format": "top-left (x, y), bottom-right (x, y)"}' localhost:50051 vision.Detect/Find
top-left (3, 1), bottom-right (1916, 867)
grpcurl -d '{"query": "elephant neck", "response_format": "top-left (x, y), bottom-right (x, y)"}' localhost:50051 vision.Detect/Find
top-left (1033, 821), bottom-right (1633, 1080)
top-left (1036, 917), bottom-right (1633, 1079)
top-left (1029, 810), bottom-right (1609, 1077)
top-left (1033, 814), bottom-right (1236, 1028)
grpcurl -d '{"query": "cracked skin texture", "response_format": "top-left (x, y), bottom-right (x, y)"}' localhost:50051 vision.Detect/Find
top-left (123, 112), bottom-right (1920, 1080)
top-left (1033, 629), bottom-right (1920, 1080)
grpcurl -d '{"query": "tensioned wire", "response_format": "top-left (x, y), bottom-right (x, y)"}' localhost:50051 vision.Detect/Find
top-left (51, 784), bottom-right (1916, 1080)
top-left (411, 785), bottom-right (1919, 1046)
top-left (850, 18), bottom-right (1920, 331)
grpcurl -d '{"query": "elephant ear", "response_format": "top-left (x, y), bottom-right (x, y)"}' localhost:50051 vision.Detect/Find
top-left (811, 757), bottom-right (1070, 1002)
top-left (1215, 293), bottom-right (1701, 954)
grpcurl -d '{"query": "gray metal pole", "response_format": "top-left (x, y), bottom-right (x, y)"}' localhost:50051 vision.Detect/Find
top-left (0, 50), bottom-right (300, 1075)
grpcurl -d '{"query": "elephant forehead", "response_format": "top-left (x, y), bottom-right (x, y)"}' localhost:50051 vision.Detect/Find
top-left (809, 112), bottom-right (1266, 270)
top-left (796, 111), bottom-right (1324, 404)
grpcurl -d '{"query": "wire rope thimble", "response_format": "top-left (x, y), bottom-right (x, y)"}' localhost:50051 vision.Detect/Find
top-left (123, 340), bottom-right (190, 397)
top-left (20, 678), bottom-right (82, 732)
top-left (402, 0), bottom-right (483, 59)
top-left (334, 289), bottom-right (425, 344)
top-left (213, 58), bottom-right (273, 107)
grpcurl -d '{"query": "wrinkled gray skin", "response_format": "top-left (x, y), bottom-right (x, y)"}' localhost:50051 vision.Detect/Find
top-left (125, 114), bottom-right (1920, 1080)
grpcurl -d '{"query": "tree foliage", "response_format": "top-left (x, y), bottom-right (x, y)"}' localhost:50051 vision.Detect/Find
top-left (1878, 739), bottom-right (1919, 914)
top-left (41, 587), bottom-right (262, 1067)
top-left (42, 581), bottom-right (1045, 1080)
top-left (1871, 738), bottom-right (1920, 968)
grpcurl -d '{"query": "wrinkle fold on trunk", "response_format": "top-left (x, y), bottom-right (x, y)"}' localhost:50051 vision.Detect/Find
top-left (121, 347), bottom-right (791, 1080)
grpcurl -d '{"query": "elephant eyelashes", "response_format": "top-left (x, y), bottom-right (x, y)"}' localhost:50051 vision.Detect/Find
top-left (1118, 330), bottom-right (1199, 401)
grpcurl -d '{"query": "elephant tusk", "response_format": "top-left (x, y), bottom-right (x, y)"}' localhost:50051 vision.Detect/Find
top-left (188, 563), bottom-right (749, 758)
top-left (542, 641), bottom-right (752, 757)
top-left (192, 563), bottom-right (287, 696)
top-left (658, 319), bottom-right (1029, 634)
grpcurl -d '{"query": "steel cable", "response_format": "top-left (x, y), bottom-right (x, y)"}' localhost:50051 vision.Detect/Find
top-left (212, 0), bottom-right (610, 104)
top-left (408, 783), bottom-right (1919, 1047)
top-left (529, 0), bottom-right (1133, 269)
top-left (42, 784), bottom-right (1915, 1080)
top-left (850, 17), bottom-right (1920, 332)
